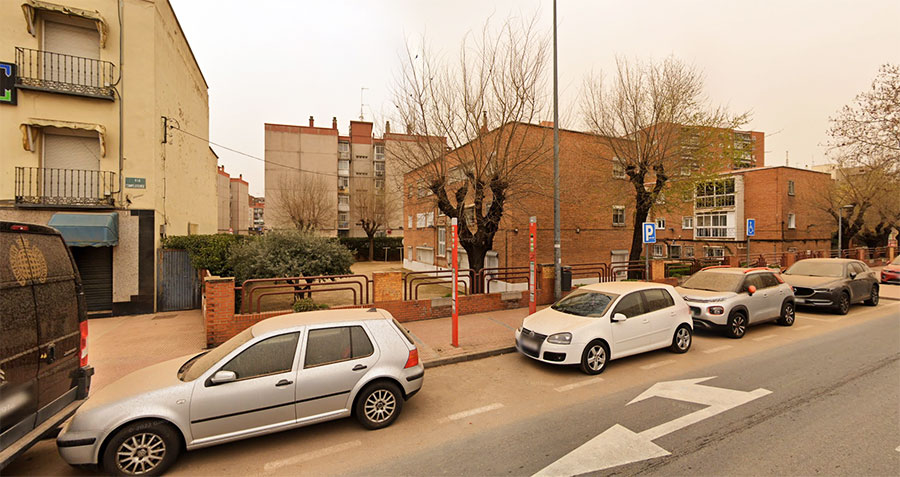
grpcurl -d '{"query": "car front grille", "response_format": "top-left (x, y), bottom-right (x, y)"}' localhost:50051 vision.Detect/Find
top-left (793, 286), bottom-right (814, 297)
top-left (520, 328), bottom-right (546, 358)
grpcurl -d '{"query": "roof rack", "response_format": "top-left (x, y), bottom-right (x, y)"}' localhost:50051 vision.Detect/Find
top-left (743, 267), bottom-right (771, 274)
top-left (700, 265), bottom-right (732, 271)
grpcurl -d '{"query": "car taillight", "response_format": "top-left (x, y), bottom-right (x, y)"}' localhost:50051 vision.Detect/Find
top-left (79, 320), bottom-right (89, 367)
top-left (11, 224), bottom-right (29, 231)
top-left (404, 348), bottom-right (419, 368)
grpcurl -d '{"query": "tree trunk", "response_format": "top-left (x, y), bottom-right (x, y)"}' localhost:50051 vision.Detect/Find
top-left (628, 196), bottom-right (652, 279)
top-left (367, 234), bottom-right (375, 262)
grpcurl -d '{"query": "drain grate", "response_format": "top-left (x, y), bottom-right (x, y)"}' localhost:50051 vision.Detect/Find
top-left (152, 314), bottom-right (178, 320)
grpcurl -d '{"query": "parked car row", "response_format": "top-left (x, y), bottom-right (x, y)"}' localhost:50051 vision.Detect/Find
top-left (515, 258), bottom-right (881, 375)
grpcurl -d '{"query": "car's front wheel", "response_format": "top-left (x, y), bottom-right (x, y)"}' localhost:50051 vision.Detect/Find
top-left (864, 285), bottom-right (879, 306)
top-left (580, 340), bottom-right (610, 375)
top-left (669, 325), bottom-right (692, 353)
top-left (777, 301), bottom-right (795, 326)
top-left (726, 311), bottom-right (747, 339)
top-left (836, 291), bottom-right (851, 315)
top-left (355, 381), bottom-right (403, 430)
top-left (102, 420), bottom-right (180, 476)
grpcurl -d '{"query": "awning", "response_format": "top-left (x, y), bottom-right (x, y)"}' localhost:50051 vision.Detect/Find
top-left (21, 119), bottom-right (106, 156)
top-left (22, 0), bottom-right (109, 47)
top-left (48, 212), bottom-right (118, 247)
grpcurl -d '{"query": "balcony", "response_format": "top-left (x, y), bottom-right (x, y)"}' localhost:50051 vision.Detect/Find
top-left (337, 221), bottom-right (350, 230)
top-left (15, 47), bottom-right (115, 100)
top-left (15, 167), bottom-right (116, 208)
top-left (338, 202), bottom-right (350, 212)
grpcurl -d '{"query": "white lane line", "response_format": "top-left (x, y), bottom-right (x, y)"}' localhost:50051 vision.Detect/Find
top-left (752, 334), bottom-right (778, 342)
top-left (263, 440), bottom-right (361, 472)
top-left (702, 345), bottom-right (733, 354)
top-left (555, 377), bottom-right (604, 392)
top-left (799, 316), bottom-right (838, 322)
top-left (640, 359), bottom-right (676, 370)
top-left (438, 403), bottom-right (505, 423)
top-left (794, 324), bottom-right (813, 330)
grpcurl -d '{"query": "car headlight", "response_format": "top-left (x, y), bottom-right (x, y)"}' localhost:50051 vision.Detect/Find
top-left (708, 306), bottom-right (725, 315)
top-left (547, 332), bottom-right (572, 345)
top-left (814, 288), bottom-right (831, 292)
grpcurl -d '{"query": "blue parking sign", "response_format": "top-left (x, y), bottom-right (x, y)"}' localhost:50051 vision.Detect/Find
top-left (747, 219), bottom-right (755, 237)
top-left (642, 222), bottom-right (656, 244)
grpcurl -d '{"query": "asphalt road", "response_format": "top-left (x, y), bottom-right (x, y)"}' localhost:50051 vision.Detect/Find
top-left (6, 300), bottom-right (899, 476)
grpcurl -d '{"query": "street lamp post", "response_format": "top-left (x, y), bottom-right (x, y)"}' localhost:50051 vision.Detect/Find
top-left (552, 0), bottom-right (561, 300)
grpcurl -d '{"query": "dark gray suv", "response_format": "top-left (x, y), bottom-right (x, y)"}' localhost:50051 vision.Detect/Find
top-left (782, 258), bottom-right (879, 314)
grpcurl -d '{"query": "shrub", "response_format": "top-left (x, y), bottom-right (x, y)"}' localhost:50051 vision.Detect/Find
top-left (339, 236), bottom-right (403, 261)
top-left (162, 234), bottom-right (246, 276)
top-left (292, 298), bottom-right (330, 312)
top-left (230, 230), bottom-right (354, 284)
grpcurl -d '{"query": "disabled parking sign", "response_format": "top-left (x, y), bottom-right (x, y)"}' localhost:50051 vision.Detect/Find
top-left (747, 219), bottom-right (755, 237)
top-left (642, 222), bottom-right (656, 244)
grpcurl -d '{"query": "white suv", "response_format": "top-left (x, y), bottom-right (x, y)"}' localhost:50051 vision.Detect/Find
top-left (676, 267), bottom-right (796, 338)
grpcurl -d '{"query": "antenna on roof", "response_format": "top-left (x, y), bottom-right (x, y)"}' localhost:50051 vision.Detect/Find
top-left (360, 87), bottom-right (369, 121)
top-left (785, 151), bottom-right (789, 167)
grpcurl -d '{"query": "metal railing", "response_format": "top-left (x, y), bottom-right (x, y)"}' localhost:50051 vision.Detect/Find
top-left (15, 47), bottom-right (115, 99)
top-left (239, 274), bottom-right (372, 314)
top-left (404, 269), bottom-right (475, 300)
top-left (15, 167), bottom-right (116, 207)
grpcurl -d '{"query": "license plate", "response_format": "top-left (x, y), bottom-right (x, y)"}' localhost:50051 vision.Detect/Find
top-left (795, 298), bottom-right (805, 304)
top-left (521, 339), bottom-right (539, 352)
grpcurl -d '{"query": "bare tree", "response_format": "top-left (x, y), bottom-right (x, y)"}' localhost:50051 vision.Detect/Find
top-left (354, 189), bottom-right (394, 261)
top-left (581, 57), bottom-right (748, 266)
top-left (390, 16), bottom-right (551, 273)
top-left (823, 63), bottom-right (900, 249)
top-left (269, 173), bottom-right (334, 232)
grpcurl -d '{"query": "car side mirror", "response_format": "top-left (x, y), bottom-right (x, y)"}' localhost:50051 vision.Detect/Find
top-left (210, 370), bottom-right (237, 385)
top-left (611, 313), bottom-right (627, 322)
top-left (747, 285), bottom-right (757, 296)
top-left (849, 272), bottom-right (857, 279)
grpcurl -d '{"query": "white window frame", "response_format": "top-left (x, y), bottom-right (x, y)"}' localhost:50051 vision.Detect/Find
top-left (374, 144), bottom-right (385, 160)
top-left (695, 178), bottom-right (736, 209)
top-left (656, 218), bottom-right (666, 229)
top-left (408, 215), bottom-right (413, 229)
top-left (684, 246), bottom-right (695, 258)
top-left (612, 206), bottom-right (625, 226)
top-left (695, 211), bottom-right (735, 238)
top-left (612, 158), bottom-right (626, 179)
top-left (652, 244), bottom-right (665, 258)
top-left (416, 213), bottom-right (427, 229)
top-left (374, 179), bottom-right (384, 190)
top-left (437, 227), bottom-right (447, 257)
top-left (788, 213), bottom-right (796, 229)
top-left (338, 195), bottom-right (349, 206)
top-left (338, 159), bottom-right (350, 171)
top-left (787, 180), bottom-right (795, 196)
top-left (682, 216), bottom-right (693, 230)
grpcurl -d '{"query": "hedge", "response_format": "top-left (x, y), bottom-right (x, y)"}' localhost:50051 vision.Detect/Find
top-left (338, 236), bottom-right (404, 261)
top-left (162, 234), bottom-right (247, 277)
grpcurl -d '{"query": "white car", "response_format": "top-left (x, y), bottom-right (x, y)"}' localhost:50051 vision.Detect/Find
top-left (515, 282), bottom-right (693, 374)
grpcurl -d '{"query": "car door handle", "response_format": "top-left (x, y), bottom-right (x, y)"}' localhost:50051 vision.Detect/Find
top-left (352, 364), bottom-right (367, 371)
top-left (275, 379), bottom-right (293, 387)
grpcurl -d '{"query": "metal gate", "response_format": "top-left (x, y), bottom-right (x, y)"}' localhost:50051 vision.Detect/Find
top-left (157, 249), bottom-right (201, 311)
top-left (71, 246), bottom-right (113, 314)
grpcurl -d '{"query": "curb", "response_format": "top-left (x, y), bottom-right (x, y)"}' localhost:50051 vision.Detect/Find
top-left (422, 345), bottom-right (517, 369)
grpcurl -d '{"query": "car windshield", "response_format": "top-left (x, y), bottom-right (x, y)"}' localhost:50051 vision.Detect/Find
top-left (785, 261), bottom-right (844, 278)
top-left (681, 271), bottom-right (743, 292)
top-left (179, 328), bottom-right (254, 381)
top-left (551, 290), bottom-right (617, 317)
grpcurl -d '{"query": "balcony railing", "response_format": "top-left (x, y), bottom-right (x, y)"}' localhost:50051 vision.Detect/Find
top-left (15, 47), bottom-right (115, 99)
top-left (15, 167), bottom-right (116, 207)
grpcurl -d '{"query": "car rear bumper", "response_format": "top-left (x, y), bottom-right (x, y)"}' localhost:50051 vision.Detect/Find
top-left (881, 271), bottom-right (900, 284)
top-left (401, 364), bottom-right (424, 399)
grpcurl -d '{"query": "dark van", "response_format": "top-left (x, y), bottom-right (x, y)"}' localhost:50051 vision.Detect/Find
top-left (0, 221), bottom-right (93, 469)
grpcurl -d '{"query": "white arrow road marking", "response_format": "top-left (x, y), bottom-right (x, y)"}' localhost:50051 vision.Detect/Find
top-left (533, 377), bottom-right (771, 476)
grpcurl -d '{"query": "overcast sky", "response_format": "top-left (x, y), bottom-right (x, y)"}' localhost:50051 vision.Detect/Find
top-left (170, 0), bottom-right (900, 196)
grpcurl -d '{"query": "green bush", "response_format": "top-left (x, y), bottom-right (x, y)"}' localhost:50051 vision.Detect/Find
top-left (230, 230), bottom-right (354, 284)
top-left (292, 298), bottom-right (330, 312)
top-left (339, 236), bottom-right (403, 261)
top-left (162, 234), bottom-right (246, 276)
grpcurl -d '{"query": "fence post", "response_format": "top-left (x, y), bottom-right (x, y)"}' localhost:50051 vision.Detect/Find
top-left (529, 216), bottom-right (537, 315)
top-left (373, 271), bottom-right (402, 303)
top-left (451, 218), bottom-right (459, 348)
top-left (203, 276), bottom-right (235, 348)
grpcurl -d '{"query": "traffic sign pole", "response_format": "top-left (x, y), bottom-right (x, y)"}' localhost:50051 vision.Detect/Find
top-left (746, 219), bottom-right (756, 266)
top-left (642, 222), bottom-right (656, 281)
top-left (451, 217), bottom-right (459, 348)
top-left (529, 216), bottom-right (537, 315)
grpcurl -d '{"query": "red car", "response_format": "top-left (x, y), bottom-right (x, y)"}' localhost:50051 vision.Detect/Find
top-left (882, 256), bottom-right (900, 285)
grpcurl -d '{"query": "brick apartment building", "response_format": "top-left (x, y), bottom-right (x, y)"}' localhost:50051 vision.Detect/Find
top-left (403, 122), bottom-right (832, 275)
top-left (249, 195), bottom-right (265, 233)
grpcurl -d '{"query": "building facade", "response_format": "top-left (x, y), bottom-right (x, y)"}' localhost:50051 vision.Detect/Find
top-left (249, 195), bottom-right (264, 233)
top-left (264, 117), bottom-right (424, 238)
top-left (0, 0), bottom-right (216, 315)
top-left (228, 175), bottom-right (249, 234)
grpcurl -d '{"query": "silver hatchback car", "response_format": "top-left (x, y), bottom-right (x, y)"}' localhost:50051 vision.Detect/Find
top-left (56, 308), bottom-right (423, 476)
top-left (676, 267), bottom-right (796, 338)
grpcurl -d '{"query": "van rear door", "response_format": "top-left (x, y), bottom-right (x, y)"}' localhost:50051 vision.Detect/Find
top-left (0, 228), bottom-right (40, 449)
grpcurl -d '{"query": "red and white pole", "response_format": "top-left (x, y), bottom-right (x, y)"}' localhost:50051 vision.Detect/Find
top-left (529, 216), bottom-right (537, 315)
top-left (451, 217), bottom-right (459, 347)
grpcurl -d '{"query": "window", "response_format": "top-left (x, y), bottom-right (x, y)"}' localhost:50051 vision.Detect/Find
top-left (642, 289), bottom-right (675, 312)
top-left (669, 245), bottom-right (681, 259)
top-left (426, 212), bottom-right (434, 227)
top-left (758, 273), bottom-right (780, 288)
top-left (338, 177), bottom-right (349, 189)
top-left (705, 246), bottom-right (725, 257)
top-left (652, 244), bottom-right (665, 258)
top-left (551, 291), bottom-right (617, 317)
top-left (338, 212), bottom-right (349, 229)
top-left (612, 292), bottom-right (646, 319)
top-left (612, 158), bottom-right (626, 179)
top-left (612, 206), bottom-right (625, 226)
top-left (374, 162), bottom-right (385, 177)
top-left (338, 159), bottom-right (350, 171)
top-left (338, 142), bottom-right (350, 153)
top-left (787, 213), bottom-right (796, 229)
top-left (304, 326), bottom-right (373, 368)
top-left (740, 274), bottom-right (764, 293)
top-left (338, 196), bottom-right (349, 207)
top-left (374, 144), bottom-right (385, 160)
top-left (695, 178), bottom-right (736, 209)
top-left (682, 216), bottom-right (693, 229)
top-left (437, 227), bottom-right (447, 257)
top-left (416, 213), bottom-right (427, 228)
top-left (408, 215), bottom-right (413, 229)
top-left (407, 185), bottom-right (413, 198)
top-left (787, 180), bottom-right (795, 196)
top-left (656, 218), bottom-right (666, 229)
top-left (220, 333), bottom-right (299, 380)
top-left (684, 246), bottom-right (694, 258)
top-left (695, 212), bottom-right (734, 238)
top-left (375, 179), bottom-right (384, 190)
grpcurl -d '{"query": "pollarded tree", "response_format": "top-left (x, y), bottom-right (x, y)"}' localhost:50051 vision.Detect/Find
top-left (390, 16), bottom-right (552, 273)
top-left (269, 173), bottom-right (335, 233)
top-left (581, 57), bottom-right (749, 266)
top-left (354, 189), bottom-right (394, 261)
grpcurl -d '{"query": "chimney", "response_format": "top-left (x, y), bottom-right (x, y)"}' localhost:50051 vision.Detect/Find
top-left (481, 111), bottom-right (488, 133)
top-left (309, 116), bottom-right (314, 127)
top-left (385, 121), bottom-right (391, 134)
top-left (332, 117), bottom-right (338, 129)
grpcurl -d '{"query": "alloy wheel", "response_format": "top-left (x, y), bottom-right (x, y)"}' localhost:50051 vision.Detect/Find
top-left (364, 389), bottom-right (397, 424)
top-left (840, 294), bottom-right (850, 314)
top-left (732, 314), bottom-right (746, 337)
top-left (115, 432), bottom-right (166, 475)
top-left (676, 327), bottom-right (691, 350)
top-left (783, 304), bottom-right (795, 324)
top-left (587, 345), bottom-right (606, 371)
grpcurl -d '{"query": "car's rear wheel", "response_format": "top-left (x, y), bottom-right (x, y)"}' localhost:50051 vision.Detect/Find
top-left (777, 301), bottom-right (795, 326)
top-left (864, 285), bottom-right (879, 306)
top-left (726, 311), bottom-right (747, 339)
top-left (580, 340), bottom-right (610, 375)
top-left (102, 420), bottom-right (180, 476)
top-left (836, 291), bottom-right (851, 315)
top-left (669, 325), bottom-right (692, 353)
top-left (355, 381), bottom-right (403, 430)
